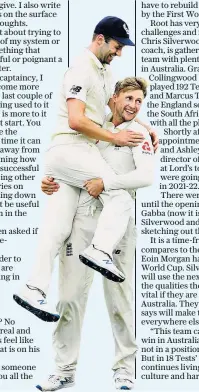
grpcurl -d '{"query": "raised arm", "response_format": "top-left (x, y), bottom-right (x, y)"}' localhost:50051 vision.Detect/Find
top-left (64, 69), bottom-right (144, 147)
top-left (103, 131), bottom-right (155, 191)
top-left (84, 130), bottom-right (155, 197)
top-left (67, 99), bottom-right (141, 146)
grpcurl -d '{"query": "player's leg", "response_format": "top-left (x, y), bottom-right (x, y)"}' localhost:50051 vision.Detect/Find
top-left (103, 216), bottom-right (137, 390)
top-left (13, 183), bottom-right (80, 322)
top-left (36, 204), bottom-right (99, 391)
top-left (36, 248), bottom-right (93, 391)
top-left (39, 136), bottom-right (133, 283)
top-left (14, 135), bottom-right (132, 322)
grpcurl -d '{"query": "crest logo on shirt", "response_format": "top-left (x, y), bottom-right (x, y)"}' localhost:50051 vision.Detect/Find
top-left (70, 85), bottom-right (82, 94)
top-left (142, 141), bottom-right (151, 152)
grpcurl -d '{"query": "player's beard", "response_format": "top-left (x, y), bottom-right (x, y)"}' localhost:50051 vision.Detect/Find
top-left (119, 107), bottom-right (137, 123)
top-left (99, 50), bottom-right (116, 64)
top-left (103, 53), bottom-right (115, 64)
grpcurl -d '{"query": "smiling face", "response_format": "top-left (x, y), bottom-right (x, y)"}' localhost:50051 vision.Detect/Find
top-left (98, 38), bottom-right (124, 64)
top-left (113, 89), bottom-right (144, 126)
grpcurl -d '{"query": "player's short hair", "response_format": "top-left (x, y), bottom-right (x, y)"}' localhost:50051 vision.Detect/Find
top-left (92, 33), bottom-right (112, 43)
top-left (114, 77), bottom-right (148, 98)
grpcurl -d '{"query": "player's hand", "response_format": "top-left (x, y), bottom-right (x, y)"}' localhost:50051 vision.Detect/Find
top-left (113, 129), bottom-right (144, 147)
top-left (84, 178), bottom-right (104, 198)
top-left (41, 176), bottom-right (60, 195)
top-left (149, 129), bottom-right (159, 153)
top-left (133, 118), bottom-right (159, 153)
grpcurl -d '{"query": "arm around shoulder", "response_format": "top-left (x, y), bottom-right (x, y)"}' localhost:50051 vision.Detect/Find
top-left (104, 130), bottom-right (156, 191)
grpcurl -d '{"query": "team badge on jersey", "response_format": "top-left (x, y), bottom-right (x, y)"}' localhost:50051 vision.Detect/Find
top-left (69, 85), bottom-right (82, 94)
top-left (142, 141), bottom-right (152, 154)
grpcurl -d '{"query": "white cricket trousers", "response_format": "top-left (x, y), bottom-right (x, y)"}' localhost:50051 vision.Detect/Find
top-left (53, 205), bottom-right (137, 378)
top-left (28, 135), bottom-right (133, 294)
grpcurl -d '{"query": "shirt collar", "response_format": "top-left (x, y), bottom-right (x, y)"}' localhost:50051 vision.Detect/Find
top-left (85, 48), bottom-right (108, 71)
top-left (117, 118), bottom-right (136, 130)
top-left (106, 113), bottom-right (113, 122)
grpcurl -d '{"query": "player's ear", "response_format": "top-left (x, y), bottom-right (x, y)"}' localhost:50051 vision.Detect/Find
top-left (96, 34), bottom-right (105, 47)
top-left (113, 93), bottom-right (117, 103)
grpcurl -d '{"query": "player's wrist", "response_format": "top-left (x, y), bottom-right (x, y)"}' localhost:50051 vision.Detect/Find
top-left (106, 130), bottom-right (116, 144)
top-left (110, 132), bottom-right (120, 145)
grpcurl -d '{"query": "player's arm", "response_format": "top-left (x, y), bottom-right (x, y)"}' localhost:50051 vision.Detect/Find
top-left (104, 131), bottom-right (155, 190)
top-left (85, 131), bottom-right (155, 196)
top-left (68, 99), bottom-right (142, 146)
top-left (64, 69), bottom-right (143, 147)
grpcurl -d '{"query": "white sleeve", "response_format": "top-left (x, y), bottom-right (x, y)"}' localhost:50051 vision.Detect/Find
top-left (107, 67), bottom-right (116, 100)
top-left (104, 131), bottom-right (155, 191)
top-left (62, 66), bottom-right (90, 103)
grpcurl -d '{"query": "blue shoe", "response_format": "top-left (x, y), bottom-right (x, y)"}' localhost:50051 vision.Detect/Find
top-left (36, 374), bottom-right (75, 391)
top-left (79, 245), bottom-right (125, 282)
top-left (13, 285), bottom-right (60, 322)
top-left (114, 369), bottom-right (134, 390)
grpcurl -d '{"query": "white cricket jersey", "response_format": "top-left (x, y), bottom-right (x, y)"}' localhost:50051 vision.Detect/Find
top-left (54, 49), bottom-right (113, 137)
top-left (98, 115), bottom-right (155, 191)
top-left (78, 115), bottom-right (155, 207)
